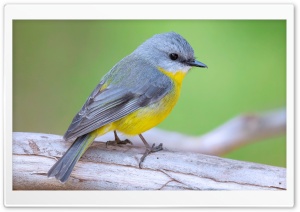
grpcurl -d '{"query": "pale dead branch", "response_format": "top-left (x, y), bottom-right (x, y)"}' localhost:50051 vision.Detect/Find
top-left (13, 131), bottom-right (285, 190)
top-left (96, 108), bottom-right (286, 155)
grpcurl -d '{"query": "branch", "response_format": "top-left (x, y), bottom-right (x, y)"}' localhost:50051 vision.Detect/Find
top-left (98, 108), bottom-right (286, 155)
top-left (13, 132), bottom-right (285, 190)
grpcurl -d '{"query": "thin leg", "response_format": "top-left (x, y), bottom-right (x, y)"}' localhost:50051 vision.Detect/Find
top-left (106, 130), bottom-right (133, 147)
top-left (138, 134), bottom-right (163, 168)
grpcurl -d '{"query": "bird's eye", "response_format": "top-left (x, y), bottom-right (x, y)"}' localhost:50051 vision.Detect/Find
top-left (169, 53), bottom-right (178, 60)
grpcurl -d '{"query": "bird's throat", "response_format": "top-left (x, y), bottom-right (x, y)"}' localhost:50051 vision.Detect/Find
top-left (157, 67), bottom-right (187, 85)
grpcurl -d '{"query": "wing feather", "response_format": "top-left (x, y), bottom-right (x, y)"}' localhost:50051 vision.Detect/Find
top-left (64, 61), bottom-right (173, 140)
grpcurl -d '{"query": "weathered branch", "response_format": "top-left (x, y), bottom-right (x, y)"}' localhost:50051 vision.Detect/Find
top-left (98, 108), bottom-right (286, 155)
top-left (13, 132), bottom-right (286, 190)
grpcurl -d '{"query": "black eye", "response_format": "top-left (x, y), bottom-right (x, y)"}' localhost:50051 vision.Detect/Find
top-left (169, 53), bottom-right (178, 60)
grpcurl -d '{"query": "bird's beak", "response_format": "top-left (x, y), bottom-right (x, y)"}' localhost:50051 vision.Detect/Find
top-left (187, 59), bottom-right (208, 68)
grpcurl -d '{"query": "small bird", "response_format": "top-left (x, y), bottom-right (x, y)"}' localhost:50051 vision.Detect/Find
top-left (48, 32), bottom-right (207, 183)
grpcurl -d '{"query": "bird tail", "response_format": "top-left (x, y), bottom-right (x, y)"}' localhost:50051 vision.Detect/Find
top-left (47, 132), bottom-right (97, 183)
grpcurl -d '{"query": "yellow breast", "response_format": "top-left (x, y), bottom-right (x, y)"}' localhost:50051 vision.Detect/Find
top-left (114, 68), bottom-right (186, 135)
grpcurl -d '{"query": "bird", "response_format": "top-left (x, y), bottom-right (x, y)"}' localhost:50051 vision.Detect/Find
top-left (47, 32), bottom-right (207, 183)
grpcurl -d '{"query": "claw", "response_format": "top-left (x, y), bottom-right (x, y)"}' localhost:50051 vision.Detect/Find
top-left (139, 142), bottom-right (163, 168)
top-left (106, 131), bottom-right (133, 148)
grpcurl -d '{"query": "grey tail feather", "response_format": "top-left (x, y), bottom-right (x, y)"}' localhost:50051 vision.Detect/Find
top-left (47, 133), bottom-right (95, 183)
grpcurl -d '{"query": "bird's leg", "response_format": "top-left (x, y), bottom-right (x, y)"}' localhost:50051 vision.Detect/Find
top-left (106, 130), bottom-right (132, 147)
top-left (138, 134), bottom-right (163, 168)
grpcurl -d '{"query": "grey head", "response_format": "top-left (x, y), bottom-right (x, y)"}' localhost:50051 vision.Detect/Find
top-left (132, 32), bottom-right (207, 73)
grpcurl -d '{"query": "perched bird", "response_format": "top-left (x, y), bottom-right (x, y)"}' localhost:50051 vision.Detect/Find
top-left (48, 32), bottom-right (207, 183)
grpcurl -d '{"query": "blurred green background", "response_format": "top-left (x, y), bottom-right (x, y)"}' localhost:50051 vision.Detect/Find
top-left (13, 20), bottom-right (286, 167)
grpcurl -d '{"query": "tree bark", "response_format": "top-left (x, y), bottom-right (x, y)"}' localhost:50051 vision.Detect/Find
top-left (13, 132), bottom-right (286, 190)
top-left (104, 108), bottom-right (286, 155)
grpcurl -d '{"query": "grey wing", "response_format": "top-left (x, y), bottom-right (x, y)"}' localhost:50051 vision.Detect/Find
top-left (63, 71), bottom-right (173, 140)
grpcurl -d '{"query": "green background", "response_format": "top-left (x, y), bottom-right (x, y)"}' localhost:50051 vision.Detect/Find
top-left (13, 20), bottom-right (286, 167)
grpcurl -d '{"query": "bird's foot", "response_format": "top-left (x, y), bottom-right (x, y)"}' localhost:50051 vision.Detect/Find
top-left (106, 130), bottom-right (133, 147)
top-left (139, 143), bottom-right (163, 168)
top-left (106, 138), bottom-right (132, 147)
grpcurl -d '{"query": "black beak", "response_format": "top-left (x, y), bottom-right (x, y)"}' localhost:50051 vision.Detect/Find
top-left (187, 59), bottom-right (208, 68)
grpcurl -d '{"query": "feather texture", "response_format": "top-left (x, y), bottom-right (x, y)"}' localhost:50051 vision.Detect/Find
top-left (64, 57), bottom-right (173, 141)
